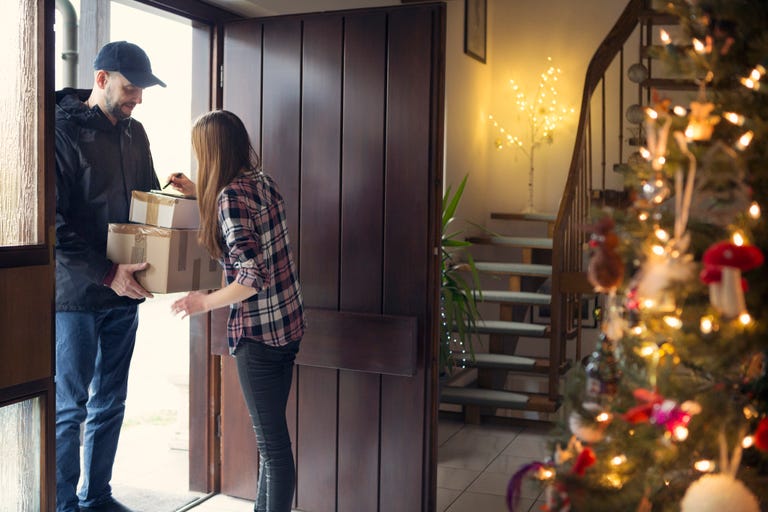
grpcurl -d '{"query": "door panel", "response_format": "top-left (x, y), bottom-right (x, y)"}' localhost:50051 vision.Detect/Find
top-left (221, 5), bottom-right (444, 510)
top-left (340, 13), bottom-right (386, 314)
top-left (380, 11), bottom-right (433, 509)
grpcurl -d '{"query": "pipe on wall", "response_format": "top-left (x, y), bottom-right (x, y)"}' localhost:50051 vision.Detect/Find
top-left (55, 0), bottom-right (78, 87)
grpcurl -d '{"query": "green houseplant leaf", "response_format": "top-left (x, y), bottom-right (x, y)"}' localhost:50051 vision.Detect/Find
top-left (440, 174), bottom-right (483, 375)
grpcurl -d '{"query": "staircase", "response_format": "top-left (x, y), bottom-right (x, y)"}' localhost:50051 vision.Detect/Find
top-left (440, 0), bottom-right (690, 423)
top-left (440, 212), bottom-right (590, 421)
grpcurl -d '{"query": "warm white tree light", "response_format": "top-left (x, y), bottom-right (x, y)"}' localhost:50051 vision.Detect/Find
top-left (489, 57), bottom-right (575, 212)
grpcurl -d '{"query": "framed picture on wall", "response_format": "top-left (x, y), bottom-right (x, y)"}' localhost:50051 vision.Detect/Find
top-left (464, 0), bottom-right (487, 63)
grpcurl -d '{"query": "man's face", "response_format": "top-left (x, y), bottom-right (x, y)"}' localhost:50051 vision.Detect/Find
top-left (104, 72), bottom-right (143, 121)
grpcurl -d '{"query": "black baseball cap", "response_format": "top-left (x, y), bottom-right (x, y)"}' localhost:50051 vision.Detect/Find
top-left (93, 41), bottom-right (166, 88)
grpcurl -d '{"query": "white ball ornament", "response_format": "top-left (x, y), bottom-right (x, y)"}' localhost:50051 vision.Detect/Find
top-left (680, 474), bottom-right (759, 512)
top-left (625, 104), bottom-right (646, 125)
top-left (627, 63), bottom-right (649, 83)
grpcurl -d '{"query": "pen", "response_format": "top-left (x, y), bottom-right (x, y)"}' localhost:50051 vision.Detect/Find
top-left (162, 173), bottom-right (182, 190)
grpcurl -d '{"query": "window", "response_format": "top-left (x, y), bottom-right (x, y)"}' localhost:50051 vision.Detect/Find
top-left (0, 0), bottom-right (40, 247)
top-left (0, 397), bottom-right (42, 512)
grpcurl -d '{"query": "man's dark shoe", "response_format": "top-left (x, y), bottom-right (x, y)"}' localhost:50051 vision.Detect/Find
top-left (79, 498), bottom-right (134, 512)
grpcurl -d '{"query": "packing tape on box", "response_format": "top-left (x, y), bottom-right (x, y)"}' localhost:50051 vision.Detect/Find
top-left (109, 223), bottom-right (172, 237)
top-left (178, 231), bottom-right (188, 271)
top-left (192, 259), bottom-right (201, 290)
top-left (146, 200), bottom-right (159, 226)
top-left (131, 233), bottom-right (146, 263)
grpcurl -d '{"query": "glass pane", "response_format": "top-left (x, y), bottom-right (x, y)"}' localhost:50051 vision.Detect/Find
top-left (0, 0), bottom-right (39, 247)
top-left (0, 398), bottom-right (42, 512)
top-left (111, 1), bottom-right (195, 181)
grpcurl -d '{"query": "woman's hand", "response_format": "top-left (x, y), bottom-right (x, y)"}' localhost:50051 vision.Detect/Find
top-left (165, 172), bottom-right (196, 197)
top-left (171, 291), bottom-right (209, 319)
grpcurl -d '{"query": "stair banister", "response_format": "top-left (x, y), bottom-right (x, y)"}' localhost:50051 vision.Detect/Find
top-left (549, 0), bottom-right (644, 401)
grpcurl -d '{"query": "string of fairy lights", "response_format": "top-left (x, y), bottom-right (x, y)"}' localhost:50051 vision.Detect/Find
top-left (488, 57), bottom-right (574, 154)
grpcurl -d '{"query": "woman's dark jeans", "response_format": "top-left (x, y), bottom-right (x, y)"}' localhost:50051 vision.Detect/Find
top-left (234, 338), bottom-right (300, 512)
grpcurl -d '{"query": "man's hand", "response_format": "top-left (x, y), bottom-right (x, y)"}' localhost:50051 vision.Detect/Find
top-left (110, 262), bottom-right (154, 299)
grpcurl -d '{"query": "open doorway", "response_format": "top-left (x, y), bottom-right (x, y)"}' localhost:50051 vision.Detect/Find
top-left (54, 0), bottom-right (209, 509)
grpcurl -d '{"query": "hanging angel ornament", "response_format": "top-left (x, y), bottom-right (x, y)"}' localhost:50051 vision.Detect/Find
top-left (684, 100), bottom-right (720, 141)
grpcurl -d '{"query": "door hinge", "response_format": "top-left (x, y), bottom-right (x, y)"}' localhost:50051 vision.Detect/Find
top-left (215, 413), bottom-right (222, 438)
top-left (219, 64), bottom-right (224, 88)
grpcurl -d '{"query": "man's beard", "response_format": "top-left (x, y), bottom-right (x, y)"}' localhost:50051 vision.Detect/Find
top-left (104, 96), bottom-right (134, 121)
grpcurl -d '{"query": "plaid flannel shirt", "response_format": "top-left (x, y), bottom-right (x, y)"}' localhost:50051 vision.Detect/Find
top-left (218, 170), bottom-right (305, 353)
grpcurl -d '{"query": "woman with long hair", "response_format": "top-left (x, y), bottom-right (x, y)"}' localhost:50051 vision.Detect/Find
top-left (170, 110), bottom-right (305, 512)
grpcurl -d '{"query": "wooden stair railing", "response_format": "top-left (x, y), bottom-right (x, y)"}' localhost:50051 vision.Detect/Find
top-left (549, 0), bottom-right (645, 401)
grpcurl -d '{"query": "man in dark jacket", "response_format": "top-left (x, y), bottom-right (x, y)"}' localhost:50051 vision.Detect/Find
top-left (55, 41), bottom-right (165, 512)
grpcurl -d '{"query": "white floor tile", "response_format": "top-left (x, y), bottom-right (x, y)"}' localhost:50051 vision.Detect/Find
top-left (438, 418), bottom-right (464, 446)
top-left (437, 487), bottom-right (462, 512)
top-left (502, 431), bottom-right (551, 460)
top-left (437, 465), bottom-right (481, 491)
top-left (445, 491), bottom-right (518, 512)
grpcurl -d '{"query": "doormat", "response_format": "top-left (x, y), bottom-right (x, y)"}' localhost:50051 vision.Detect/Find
top-left (111, 485), bottom-right (206, 512)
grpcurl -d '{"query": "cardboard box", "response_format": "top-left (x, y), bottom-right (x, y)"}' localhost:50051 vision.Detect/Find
top-left (129, 190), bottom-right (200, 229)
top-left (106, 223), bottom-right (221, 293)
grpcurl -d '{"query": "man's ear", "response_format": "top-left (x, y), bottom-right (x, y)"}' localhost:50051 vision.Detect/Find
top-left (94, 70), bottom-right (109, 89)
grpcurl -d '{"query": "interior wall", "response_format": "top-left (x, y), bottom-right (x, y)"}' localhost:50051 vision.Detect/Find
top-left (443, 0), bottom-right (491, 231)
top-left (443, 0), bottom-right (629, 227)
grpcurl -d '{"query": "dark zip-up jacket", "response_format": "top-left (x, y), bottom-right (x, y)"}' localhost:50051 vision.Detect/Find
top-left (55, 88), bottom-right (160, 311)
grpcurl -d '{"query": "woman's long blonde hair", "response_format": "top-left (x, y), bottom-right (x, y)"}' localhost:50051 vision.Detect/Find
top-left (192, 110), bottom-right (261, 259)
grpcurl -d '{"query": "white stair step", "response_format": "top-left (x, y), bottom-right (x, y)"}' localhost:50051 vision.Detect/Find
top-left (472, 320), bottom-right (548, 337)
top-left (440, 387), bottom-right (530, 409)
top-left (456, 353), bottom-right (538, 370)
top-left (474, 290), bottom-right (551, 305)
top-left (474, 262), bottom-right (552, 277)
top-left (491, 212), bottom-right (557, 222)
top-left (468, 236), bottom-right (553, 249)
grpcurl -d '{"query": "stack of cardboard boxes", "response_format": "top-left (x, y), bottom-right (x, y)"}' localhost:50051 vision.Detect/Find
top-left (106, 191), bottom-right (221, 293)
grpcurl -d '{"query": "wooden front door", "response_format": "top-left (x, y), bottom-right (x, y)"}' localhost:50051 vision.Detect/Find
top-left (217, 4), bottom-right (445, 511)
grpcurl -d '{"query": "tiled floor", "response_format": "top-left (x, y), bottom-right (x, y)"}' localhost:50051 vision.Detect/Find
top-left (436, 418), bottom-right (550, 512)
top-left (174, 417), bottom-right (552, 512)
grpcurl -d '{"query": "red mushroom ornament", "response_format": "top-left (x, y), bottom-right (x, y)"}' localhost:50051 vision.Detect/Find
top-left (701, 241), bottom-right (763, 318)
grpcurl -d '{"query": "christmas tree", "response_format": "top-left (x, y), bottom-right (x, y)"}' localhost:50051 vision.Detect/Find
top-left (508, 1), bottom-right (768, 510)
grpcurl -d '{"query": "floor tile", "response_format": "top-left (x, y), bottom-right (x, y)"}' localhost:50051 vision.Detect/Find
top-left (466, 469), bottom-right (509, 496)
top-left (438, 418), bottom-right (464, 446)
top-left (445, 490), bottom-right (520, 512)
top-left (437, 465), bottom-right (481, 491)
top-left (437, 487), bottom-right (462, 512)
top-left (502, 431), bottom-right (551, 460)
top-left (485, 455), bottom-right (545, 499)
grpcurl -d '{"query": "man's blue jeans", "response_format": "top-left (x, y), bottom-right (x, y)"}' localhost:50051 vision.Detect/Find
top-left (234, 338), bottom-right (300, 512)
top-left (55, 306), bottom-right (139, 512)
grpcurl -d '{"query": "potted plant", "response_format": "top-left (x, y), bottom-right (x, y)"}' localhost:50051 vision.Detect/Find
top-left (440, 174), bottom-right (483, 377)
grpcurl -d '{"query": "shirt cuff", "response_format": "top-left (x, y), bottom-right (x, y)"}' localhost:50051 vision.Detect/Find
top-left (102, 263), bottom-right (118, 287)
